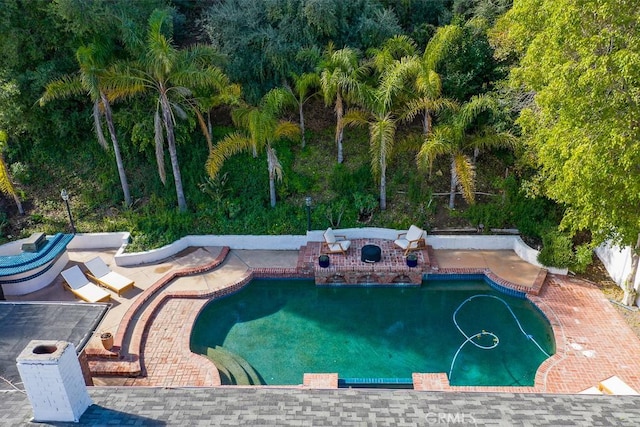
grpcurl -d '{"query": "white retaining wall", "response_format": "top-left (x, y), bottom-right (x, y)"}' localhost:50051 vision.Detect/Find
top-left (0, 229), bottom-right (567, 273)
top-left (595, 242), bottom-right (640, 306)
top-left (66, 232), bottom-right (130, 250)
top-left (89, 228), bottom-right (564, 274)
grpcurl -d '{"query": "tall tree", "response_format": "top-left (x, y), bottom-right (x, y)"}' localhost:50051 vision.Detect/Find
top-left (105, 9), bottom-right (231, 212)
top-left (319, 46), bottom-right (367, 163)
top-left (206, 88), bottom-right (300, 208)
top-left (40, 42), bottom-right (132, 207)
top-left (283, 72), bottom-right (320, 148)
top-left (343, 37), bottom-right (416, 210)
top-left (492, 0), bottom-right (640, 304)
top-left (416, 94), bottom-right (515, 208)
top-left (404, 25), bottom-right (462, 135)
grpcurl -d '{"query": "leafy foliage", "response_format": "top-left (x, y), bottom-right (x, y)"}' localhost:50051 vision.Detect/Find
top-left (492, 0), bottom-right (640, 248)
top-left (202, 0), bottom-right (403, 101)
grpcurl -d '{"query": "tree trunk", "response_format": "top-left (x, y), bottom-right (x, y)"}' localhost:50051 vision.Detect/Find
top-left (379, 165), bottom-right (386, 211)
top-left (12, 193), bottom-right (24, 215)
top-left (101, 93), bottom-right (131, 207)
top-left (267, 152), bottom-right (277, 208)
top-left (335, 93), bottom-right (344, 163)
top-left (622, 233), bottom-right (640, 306)
top-left (449, 158), bottom-right (457, 209)
top-left (160, 93), bottom-right (187, 212)
top-left (93, 100), bottom-right (108, 150)
top-left (207, 111), bottom-right (213, 149)
top-left (422, 110), bottom-right (432, 136)
top-left (299, 102), bottom-right (306, 148)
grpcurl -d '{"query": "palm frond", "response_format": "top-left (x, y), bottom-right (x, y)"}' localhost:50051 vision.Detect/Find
top-left (102, 64), bottom-right (148, 101)
top-left (145, 10), bottom-right (177, 79)
top-left (453, 153), bottom-right (476, 204)
top-left (457, 94), bottom-right (496, 131)
top-left (416, 126), bottom-right (454, 171)
top-left (292, 72), bottom-right (320, 100)
top-left (205, 132), bottom-right (254, 177)
top-left (261, 88), bottom-right (290, 116)
top-left (469, 130), bottom-right (518, 152)
top-left (193, 107), bottom-right (212, 150)
top-left (39, 75), bottom-right (85, 105)
top-left (415, 68), bottom-right (442, 98)
top-left (342, 109), bottom-right (370, 128)
top-left (274, 121), bottom-right (300, 141)
top-left (266, 146), bottom-right (283, 182)
top-left (423, 24), bottom-right (463, 70)
top-left (377, 57), bottom-right (414, 111)
top-left (0, 132), bottom-right (17, 197)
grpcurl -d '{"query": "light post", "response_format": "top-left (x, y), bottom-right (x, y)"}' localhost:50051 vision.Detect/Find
top-left (305, 196), bottom-right (312, 232)
top-left (60, 189), bottom-right (76, 234)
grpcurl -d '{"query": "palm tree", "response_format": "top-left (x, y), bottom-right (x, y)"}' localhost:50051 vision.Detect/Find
top-left (0, 130), bottom-right (24, 215)
top-left (191, 83), bottom-right (242, 152)
top-left (39, 42), bottom-right (132, 207)
top-left (206, 88), bottom-right (300, 208)
top-left (343, 53), bottom-right (415, 210)
top-left (319, 45), bottom-right (367, 163)
top-left (283, 72), bottom-right (320, 148)
top-left (416, 94), bottom-right (515, 209)
top-left (404, 25), bottom-right (462, 135)
top-left (105, 9), bottom-right (231, 212)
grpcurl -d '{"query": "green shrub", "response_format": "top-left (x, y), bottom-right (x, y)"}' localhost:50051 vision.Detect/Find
top-left (329, 163), bottom-right (373, 195)
top-left (353, 192), bottom-right (377, 221)
top-left (537, 230), bottom-right (573, 268)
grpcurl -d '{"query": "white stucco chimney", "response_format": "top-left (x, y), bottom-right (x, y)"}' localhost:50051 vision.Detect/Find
top-left (16, 340), bottom-right (92, 422)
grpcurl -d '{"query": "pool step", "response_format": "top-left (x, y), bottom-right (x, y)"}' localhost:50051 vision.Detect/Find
top-left (205, 346), bottom-right (263, 385)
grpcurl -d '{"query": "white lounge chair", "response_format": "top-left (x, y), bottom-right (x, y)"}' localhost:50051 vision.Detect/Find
top-left (598, 376), bottom-right (639, 395)
top-left (394, 225), bottom-right (427, 256)
top-left (61, 265), bottom-right (110, 303)
top-left (84, 256), bottom-right (135, 296)
top-left (322, 227), bottom-right (351, 255)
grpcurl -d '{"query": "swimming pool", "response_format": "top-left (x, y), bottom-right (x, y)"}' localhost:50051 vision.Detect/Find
top-left (190, 278), bottom-right (555, 387)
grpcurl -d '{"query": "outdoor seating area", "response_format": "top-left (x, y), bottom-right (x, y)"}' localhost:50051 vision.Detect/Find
top-left (61, 265), bottom-right (111, 303)
top-left (393, 225), bottom-right (427, 256)
top-left (85, 256), bottom-right (135, 296)
top-left (307, 238), bottom-right (429, 286)
top-left (322, 227), bottom-right (352, 255)
top-left (58, 256), bottom-right (136, 302)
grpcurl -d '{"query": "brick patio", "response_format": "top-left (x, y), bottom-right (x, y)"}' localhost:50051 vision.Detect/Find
top-left (87, 244), bottom-right (640, 394)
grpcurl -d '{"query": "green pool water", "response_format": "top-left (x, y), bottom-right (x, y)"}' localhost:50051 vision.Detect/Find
top-left (190, 279), bottom-right (555, 386)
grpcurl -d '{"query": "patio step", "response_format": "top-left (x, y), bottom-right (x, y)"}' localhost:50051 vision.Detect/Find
top-left (205, 346), bottom-right (263, 385)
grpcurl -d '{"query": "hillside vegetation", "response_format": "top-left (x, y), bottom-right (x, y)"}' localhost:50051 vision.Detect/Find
top-left (0, 0), bottom-right (638, 281)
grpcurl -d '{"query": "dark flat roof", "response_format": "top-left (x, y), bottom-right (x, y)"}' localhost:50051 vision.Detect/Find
top-left (0, 302), bottom-right (109, 391)
top-left (1, 387), bottom-right (639, 426)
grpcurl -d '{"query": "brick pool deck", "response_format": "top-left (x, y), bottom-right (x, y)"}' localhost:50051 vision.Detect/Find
top-left (70, 241), bottom-right (640, 394)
